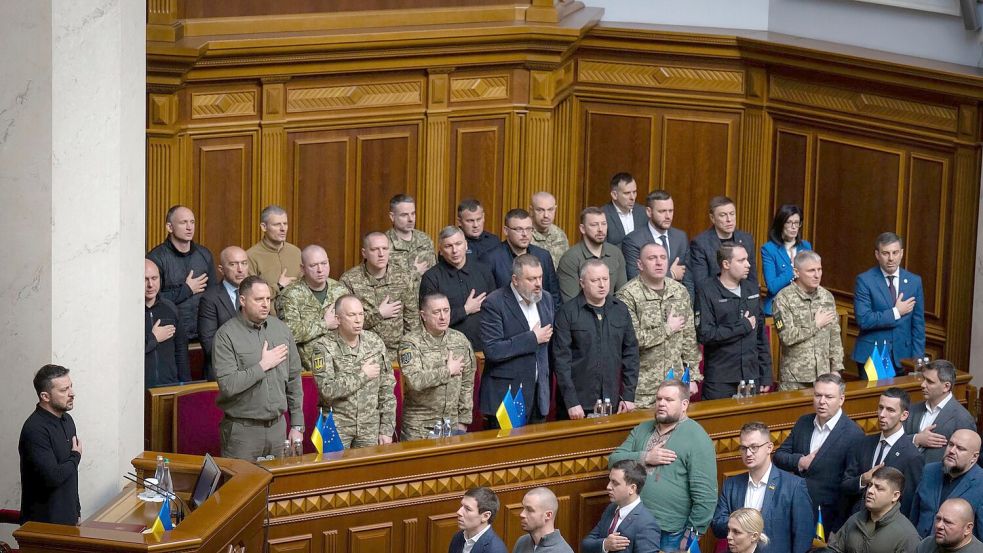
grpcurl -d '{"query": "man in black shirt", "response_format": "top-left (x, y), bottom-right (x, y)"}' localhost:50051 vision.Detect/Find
top-left (19, 364), bottom-right (82, 525)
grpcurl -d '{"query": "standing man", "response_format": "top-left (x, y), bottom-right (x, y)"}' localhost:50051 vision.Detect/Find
top-left (146, 204), bottom-right (217, 339)
top-left (246, 205), bottom-right (302, 310)
top-left (712, 422), bottom-right (815, 553)
top-left (213, 276), bottom-right (304, 461)
top-left (828, 466), bottom-right (921, 553)
top-left (852, 232), bottom-right (925, 375)
top-left (910, 430), bottom-right (983, 539)
top-left (386, 194), bottom-right (436, 277)
top-left (556, 207), bottom-right (628, 303)
top-left (199, 246), bottom-right (250, 376)
top-left (341, 232), bottom-right (420, 358)
top-left (916, 498), bottom-right (983, 553)
top-left (602, 172), bottom-right (648, 246)
top-left (276, 245), bottom-right (347, 371)
top-left (689, 196), bottom-right (757, 294)
top-left (621, 190), bottom-right (690, 292)
top-left (448, 487), bottom-right (509, 553)
top-left (609, 380), bottom-right (718, 551)
top-left (617, 243), bottom-right (701, 408)
top-left (309, 295), bottom-right (396, 448)
top-left (479, 254), bottom-right (554, 428)
top-left (399, 293), bottom-right (476, 440)
top-left (773, 250), bottom-right (845, 390)
top-left (480, 208), bottom-right (560, 306)
top-left (514, 487), bottom-right (575, 553)
top-left (553, 260), bottom-right (639, 419)
top-left (529, 192), bottom-right (569, 268)
top-left (19, 365), bottom-right (82, 525)
top-left (457, 199), bottom-right (500, 259)
top-left (696, 244), bottom-right (772, 399)
top-left (582, 460), bottom-right (663, 553)
top-left (420, 226), bottom-right (496, 352)
top-left (905, 360), bottom-right (976, 464)
top-left (145, 259), bottom-right (189, 388)
top-left (774, 373), bottom-right (865, 535)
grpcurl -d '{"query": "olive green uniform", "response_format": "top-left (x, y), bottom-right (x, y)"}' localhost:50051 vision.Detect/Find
top-left (340, 263), bottom-right (420, 358)
top-left (531, 224), bottom-right (569, 269)
top-left (275, 278), bottom-right (347, 370)
top-left (385, 228), bottom-right (435, 278)
top-left (773, 282), bottom-right (844, 390)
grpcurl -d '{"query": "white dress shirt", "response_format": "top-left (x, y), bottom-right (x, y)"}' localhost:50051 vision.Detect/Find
top-left (618, 207), bottom-right (635, 235)
top-left (463, 524), bottom-right (492, 553)
top-left (744, 462), bottom-right (773, 511)
top-left (919, 393), bottom-right (953, 432)
top-left (810, 408), bottom-right (843, 452)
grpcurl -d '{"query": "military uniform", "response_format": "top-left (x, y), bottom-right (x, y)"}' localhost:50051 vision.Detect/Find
top-left (340, 263), bottom-right (420, 358)
top-left (310, 330), bottom-right (396, 448)
top-left (385, 228), bottom-right (436, 278)
top-left (773, 283), bottom-right (844, 390)
top-left (397, 327), bottom-right (476, 440)
top-left (616, 276), bottom-right (701, 408)
top-left (275, 279), bottom-right (347, 370)
top-left (531, 224), bottom-right (569, 269)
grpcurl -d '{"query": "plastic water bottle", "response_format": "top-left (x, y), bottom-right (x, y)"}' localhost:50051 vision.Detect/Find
top-left (735, 380), bottom-right (746, 399)
top-left (160, 459), bottom-right (174, 501)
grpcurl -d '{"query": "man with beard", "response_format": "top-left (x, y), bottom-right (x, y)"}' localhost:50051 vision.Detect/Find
top-left (529, 192), bottom-right (569, 268)
top-left (198, 246), bottom-right (250, 376)
top-left (828, 466), bottom-right (920, 553)
top-left (916, 498), bottom-right (983, 552)
top-left (911, 430), bottom-right (983, 539)
top-left (556, 207), bottom-right (627, 303)
top-left (609, 379), bottom-right (718, 551)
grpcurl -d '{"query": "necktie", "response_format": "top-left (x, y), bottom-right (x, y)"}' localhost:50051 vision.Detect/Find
top-left (608, 509), bottom-right (620, 534)
top-left (874, 438), bottom-right (889, 467)
top-left (887, 275), bottom-right (897, 300)
top-left (659, 234), bottom-right (670, 260)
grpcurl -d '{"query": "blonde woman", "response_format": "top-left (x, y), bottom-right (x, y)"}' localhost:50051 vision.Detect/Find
top-left (727, 508), bottom-right (769, 553)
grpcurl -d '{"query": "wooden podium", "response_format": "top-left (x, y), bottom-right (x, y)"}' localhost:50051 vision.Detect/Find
top-left (14, 453), bottom-right (271, 553)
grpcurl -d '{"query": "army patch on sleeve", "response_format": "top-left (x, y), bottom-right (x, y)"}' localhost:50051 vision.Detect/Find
top-left (313, 355), bottom-right (325, 370)
top-left (399, 351), bottom-right (413, 366)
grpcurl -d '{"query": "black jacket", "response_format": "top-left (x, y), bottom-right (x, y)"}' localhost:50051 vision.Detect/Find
top-left (695, 277), bottom-right (772, 385)
top-left (145, 297), bottom-right (190, 387)
top-left (19, 406), bottom-right (80, 525)
top-left (146, 239), bottom-right (218, 338)
top-left (689, 228), bottom-right (758, 297)
top-left (420, 256), bottom-right (497, 353)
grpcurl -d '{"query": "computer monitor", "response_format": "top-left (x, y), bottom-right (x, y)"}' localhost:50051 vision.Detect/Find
top-left (190, 453), bottom-right (222, 510)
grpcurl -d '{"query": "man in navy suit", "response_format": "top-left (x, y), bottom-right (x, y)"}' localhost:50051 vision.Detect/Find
top-left (479, 254), bottom-right (555, 428)
top-left (842, 387), bottom-right (924, 517)
top-left (448, 487), bottom-right (509, 553)
top-left (602, 172), bottom-right (648, 246)
top-left (905, 360), bottom-right (977, 464)
top-left (852, 232), bottom-right (925, 376)
top-left (688, 196), bottom-right (758, 297)
top-left (620, 190), bottom-right (692, 296)
top-left (198, 246), bottom-right (250, 379)
top-left (582, 460), bottom-right (661, 553)
top-left (712, 421), bottom-right (814, 553)
top-left (479, 208), bottom-right (560, 307)
top-left (774, 373), bottom-right (864, 535)
top-left (910, 429), bottom-right (983, 539)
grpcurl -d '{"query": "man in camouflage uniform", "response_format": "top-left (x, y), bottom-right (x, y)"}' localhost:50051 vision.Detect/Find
top-left (773, 250), bottom-right (844, 390)
top-left (616, 242), bottom-right (701, 408)
top-left (398, 293), bottom-right (476, 440)
top-left (385, 194), bottom-right (436, 278)
top-left (529, 192), bottom-right (568, 269)
top-left (275, 245), bottom-right (347, 370)
top-left (309, 295), bottom-right (396, 448)
top-left (341, 232), bottom-right (420, 358)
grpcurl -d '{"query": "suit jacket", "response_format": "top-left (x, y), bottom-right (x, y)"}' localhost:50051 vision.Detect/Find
top-left (851, 266), bottom-right (925, 367)
top-left (910, 463), bottom-right (983, 539)
top-left (760, 239), bottom-right (812, 316)
top-left (689, 228), bottom-right (758, 298)
top-left (842, 433), bottom-right (924, 517)
top-left (448, 527), bottom-right (509, 553)
top-left (621, 225), bottom-right (693, 294)
top-left (479, 286), bottom-right (555, 418)
top-left (904, 398), bottom-right (977, 464)
top-left (711, 466), bottom-right (815, 553)
top-left (774, 412), bottom-right (865, 535)
top-left (479, 242), bottom-right (560, 309)
top-left (581, 502), bottom-right (662, 553)
top-left (198, 283), bottom-right (239, 362)
top-left (603, 202), bottom-right (649, 246)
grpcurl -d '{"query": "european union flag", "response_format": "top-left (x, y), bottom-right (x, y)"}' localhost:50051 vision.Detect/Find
top-left (321, 409), bottom-right (344, 453)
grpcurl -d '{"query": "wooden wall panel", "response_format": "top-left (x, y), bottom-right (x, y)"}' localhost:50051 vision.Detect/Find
top-left (906, 155), bottom-right (948, 319)
top-left (582, 108), bottom-right (654, 208)
top-left (773, 129), bottom-right (809, 217)
top-left (449, 117), bottom-right (507, 227)
top-left (193, 134), bottom-right (254, 256)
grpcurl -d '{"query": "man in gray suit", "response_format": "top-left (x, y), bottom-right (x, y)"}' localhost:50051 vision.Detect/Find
top-left (621, 190), bottom-right (692, 297)
top-left (602, 172), bottom-right (648, 246)
top-left (905, 360), bottom-right (976, 464)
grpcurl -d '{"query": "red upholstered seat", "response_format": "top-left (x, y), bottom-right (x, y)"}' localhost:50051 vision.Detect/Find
top-left (174, 387), bottom-right (222, 457)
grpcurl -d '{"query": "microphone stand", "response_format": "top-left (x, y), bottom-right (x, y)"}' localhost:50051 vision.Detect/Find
top-left (124, 473), bottom-right (189, 524)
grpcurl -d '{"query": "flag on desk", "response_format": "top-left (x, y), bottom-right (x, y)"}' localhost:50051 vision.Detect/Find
top-left (147, 497), bottom-right (174, 535)
top-left (812, 505), bottom-right (826, 547)
top-left (864, 343), bottom-right (884, 381)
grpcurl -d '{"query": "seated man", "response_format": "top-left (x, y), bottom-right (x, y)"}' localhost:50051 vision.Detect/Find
top-left (582, 460), bottom-right (661, 553)
top-left (915, 498), bottom-right (983, 553)
top-left (514, 487), bottom-right (574, 553)
top-left (448, 487), bottom-right (508, 553)
top-left (910, 430), bottom-right (983, 539)
top-left (828, 466), bottom-right (920, 553)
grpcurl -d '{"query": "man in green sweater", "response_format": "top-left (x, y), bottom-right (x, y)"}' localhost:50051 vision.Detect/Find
top-left (609, 379), bottom-right (717, 551)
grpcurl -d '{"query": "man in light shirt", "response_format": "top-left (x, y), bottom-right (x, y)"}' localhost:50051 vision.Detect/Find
top-left (447, 487), bottom-right (508, 553)
top-left (905, 360), bottom-right (976, 464)
top-left (581, 460), bottom-right (662, 553)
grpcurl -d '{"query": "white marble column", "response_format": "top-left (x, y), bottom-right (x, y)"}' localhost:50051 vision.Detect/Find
top-left (0, 0), bottom-right (144, 544)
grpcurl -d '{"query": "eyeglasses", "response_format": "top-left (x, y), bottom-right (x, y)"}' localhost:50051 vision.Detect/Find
top-left (507, 226), bottom-right (534, 234)
top-left (738, 442), bottom-right (770, 454)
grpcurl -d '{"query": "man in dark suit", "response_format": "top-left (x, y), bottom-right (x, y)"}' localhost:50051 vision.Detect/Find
top-left (479, 208), bottom-right (560, 307)
top-left (689, 196), bottom-right (757, 297)
top-left (774, 373), bottom-right (865, 535)
top-left (713, 422), bottom-right (815, 553)
top-left (479, 254), bottom-right (555, 428)
top-left (602, 172), bottom-right (648, 246)
top-left (852, 232), bottom-right (925, 376)
top-left (582, 460), bottom-right (662, 553)
top-left (621, 190), bottom-right (691, 295)
top-left (197, 246), bottom-right (249, 380)
top-left (448, 487), bottom-right (508, 553)
top-left (842, 388), bottom-right (924, 517)
top-left (910, 429), bottom-right (983, 539)
top-left (905, 360), bottom-right (977, 464)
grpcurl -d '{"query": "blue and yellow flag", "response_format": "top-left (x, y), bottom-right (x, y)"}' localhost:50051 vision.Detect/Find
top-left (812, 505), bottom-right (826, 547)
top-left (321, 409), bottom-right (344, 453)
top-left (311, 411), bottom-right (325, 454)
top-left (147, 497), bottom-right (174, 535)
top-left (864, 343), bottom-right (883, 381)
top-left (496, 386), bottom-right (515, 430)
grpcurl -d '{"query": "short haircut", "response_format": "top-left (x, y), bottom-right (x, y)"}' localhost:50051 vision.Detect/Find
top-left (875, 232), bottom-right (903, 250)
top-left (611, 459), bottom-right (647, 491)
top-left (716, 243), bottom-right (746, 268)
top-left (389, 194), bottom-right (415, 211)
top-left (657, 379), bottom-right (690, 399)
top-left (708, 195), bottom-right (734, 213)
top-left (881, 387), bottom-right (911, 413)
top-left (740, 421), bottom-right (771, 440)
top-left (464, 487), bottom-right (500, 523)
top-left (645, 190), bottom-right (671, 205)
top-left (420, 292), bottom-right (448, 311)
top-left (457, 198), bottom-right (482, 215)
top-left (238, 275), bottom-right (269, 297)
top-left (33, 364), bottom-right (70, 396)
top-left (579, 206), bottom-right (606, 225)
top-left (511, 253), bottom-right (542, 278)
top-left (609, 172), bottom-right (634, 191)
top-left (793, 249), bottom-right (821, 269)
top-left (334, 293), bottom-right (361, 313)
top-left (768, 204), bottom-right (804, 246)
top-left (579, 258), bottom-right (610, 279)
top-left (729, 508), bottom-right (770, 545)
top-left (926, 359), bottom-right (957, 389)
top-left (362, 231), bottom-right (388, 249)
top-left (165, 204), bottom-right (189, 225)
top-left (260, 205), bottom-right (287, 224)
top-left (871, 465), bottom-right (905, 493)
top-left (505, 208), bottom-right (531, 226)
top-left (814, 372), bottom-right (846, 395)
top-left (525, 487), bottom-right (558, 513)
top-left (438, 225), bottom-right (464, 242)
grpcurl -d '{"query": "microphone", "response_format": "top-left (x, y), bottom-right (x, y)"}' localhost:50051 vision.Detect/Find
top-left (124, 473), bottom-right (189, 523)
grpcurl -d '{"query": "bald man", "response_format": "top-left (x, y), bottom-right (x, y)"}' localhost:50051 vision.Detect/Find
top-left (199, 246), bottom-right (250, 378)
top-left (916, 498), bottom-right (983, 552)
top-left (145, 259), bottom-right (189, 387)
top-left (529, 192), bottom-right (569, 269)
top-left (912, 430), bottom-right (983, 540)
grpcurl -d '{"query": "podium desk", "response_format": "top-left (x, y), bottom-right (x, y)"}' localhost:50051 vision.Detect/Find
top-left (15, 453), bottom-right (271, 553)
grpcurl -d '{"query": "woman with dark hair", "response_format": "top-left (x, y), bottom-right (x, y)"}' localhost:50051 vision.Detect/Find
top-left (761, 204), bottom-right (812, 315)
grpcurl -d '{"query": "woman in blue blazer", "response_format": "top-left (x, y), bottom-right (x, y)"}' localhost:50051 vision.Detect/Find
top-left (761, 205), bottom-right (811, 315)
